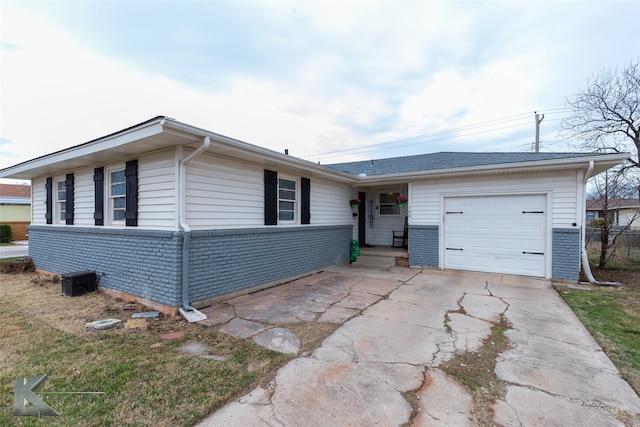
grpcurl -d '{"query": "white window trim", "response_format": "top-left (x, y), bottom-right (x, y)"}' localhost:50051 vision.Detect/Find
top-left (378, 191), bottom-right (401, 217)
top-left (107, 165), bottom-right (126, 226)
top-left (56, 178), bottom-right (66, 224)
top-left (278, 175), bottom-right (298, 224)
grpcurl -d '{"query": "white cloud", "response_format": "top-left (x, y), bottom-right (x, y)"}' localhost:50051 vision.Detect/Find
top-left (1, 0), bottom-right (639, 173)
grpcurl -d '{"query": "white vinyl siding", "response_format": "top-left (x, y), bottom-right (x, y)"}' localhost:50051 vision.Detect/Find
top-left (137, 150), bottom-right (177, 229)
top-left (410, 170), bottom-right (578, 228)
top-left (309, 179), bottom-right (352, 226)
top-left (74, 171), bottom-right (95, 226)
top-left (186, 153), bottom-right (353, 230)
top-left (31, 177), bottom-right (46, 224)
top-left (186, 153), bottom-right (264, 229)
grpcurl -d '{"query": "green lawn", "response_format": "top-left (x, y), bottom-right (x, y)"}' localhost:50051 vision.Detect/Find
top-left (558, 264), bottom-right (640, 394)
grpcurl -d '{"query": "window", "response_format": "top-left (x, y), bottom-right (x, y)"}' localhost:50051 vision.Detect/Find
top-left (278, 178), bottom-right (296, 222)
top-left (110, 169), bottom-right (126, 222)
top-left (586, 211), bottom-right (595, 221)
top-left (57, 180), bottom-right (66, 223)
top-left (379, 192), bottom-right (400, 216)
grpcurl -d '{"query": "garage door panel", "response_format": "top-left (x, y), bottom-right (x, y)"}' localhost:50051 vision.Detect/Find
top-left (468, 237), bottom-right (491, 252)
top-left (470, 218), bottom-right (491, 228)
top-left (521, 217), bottom-right (545, 230)
top-left (494, 238), bottom-right (518, 251)
top-left (444, 195), bottom-right (546, 277)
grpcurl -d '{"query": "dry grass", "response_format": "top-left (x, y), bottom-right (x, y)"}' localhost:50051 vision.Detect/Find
top-left (0, 272), bottom-right (298, 426)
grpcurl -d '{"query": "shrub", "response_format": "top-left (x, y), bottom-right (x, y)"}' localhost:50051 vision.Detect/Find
top-left (0, 224), bottom-right (11, 243)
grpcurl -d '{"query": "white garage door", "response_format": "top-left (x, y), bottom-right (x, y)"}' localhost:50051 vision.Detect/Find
top-left (444, 195), bottom-right (546, 277)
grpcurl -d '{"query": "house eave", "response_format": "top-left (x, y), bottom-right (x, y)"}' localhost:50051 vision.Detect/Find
top-left (162, 119), bottom-right (358, 184)
top-left (0, 117), bottom-right (169, 180)
top-left (0, 115), bottom-right (629, 185)
top-left (0, 116), bottom-right (358, 184)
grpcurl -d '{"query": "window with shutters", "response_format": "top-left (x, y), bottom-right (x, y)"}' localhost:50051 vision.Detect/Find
top-left (278, 177), bottom-right (297, 222)
top-left (265, 170), bottom-right (309, 226)
top-left (109, 168), bottom-right (126, 223)
top-left (56, 180), bottom-right (66, 223)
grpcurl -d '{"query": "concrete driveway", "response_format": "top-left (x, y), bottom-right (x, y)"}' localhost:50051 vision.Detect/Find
top-left (197, 267), bottom-right (640, 426)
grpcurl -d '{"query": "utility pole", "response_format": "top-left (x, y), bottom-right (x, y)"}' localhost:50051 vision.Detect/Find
top-left (534, 111), bottom-right (544, 153)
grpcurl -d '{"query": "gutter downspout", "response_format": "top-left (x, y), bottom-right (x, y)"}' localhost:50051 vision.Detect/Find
top-left (178, 136), bottom-right (211, 321)
top-left (580, 160), bottom-right (621, 287)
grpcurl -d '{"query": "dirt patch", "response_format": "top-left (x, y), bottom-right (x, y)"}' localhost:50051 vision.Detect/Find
top-left (0, 256), bottom-right (35, 273)
top-left (0, 272), bottom-right (187, 337)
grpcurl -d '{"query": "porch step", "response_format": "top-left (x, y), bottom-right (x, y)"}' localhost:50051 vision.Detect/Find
top-left (351, 255), bottom-right (395, 270)
top-left (351, 246), bottom-right (409, 270)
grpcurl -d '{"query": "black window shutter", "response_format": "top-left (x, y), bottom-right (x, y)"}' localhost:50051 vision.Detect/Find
top-left (45, 177), bottom-right (53, 224)
top-left (125, 160), bottom-right (138, 227)
top-left (94, 167), bottom-right (104, 226)
top-left (301, 177), bottom-right (311, 224)
top-left (65, 173), bottom-right (74, 225)
top-left (264, 169), bottom-right (278, 225)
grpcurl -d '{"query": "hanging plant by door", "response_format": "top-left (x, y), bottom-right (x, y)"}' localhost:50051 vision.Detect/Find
top-left (350, 198), bottom-right (361, 208)
top-left (396, 196), bottom-right (408, 207)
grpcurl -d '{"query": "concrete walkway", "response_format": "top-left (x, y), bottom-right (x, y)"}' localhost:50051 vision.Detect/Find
top-left (197, 267), bottom-right (640, 426)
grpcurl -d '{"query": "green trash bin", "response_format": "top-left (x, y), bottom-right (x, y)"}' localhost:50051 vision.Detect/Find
top-left (350, 239), bottom-right (360, 263)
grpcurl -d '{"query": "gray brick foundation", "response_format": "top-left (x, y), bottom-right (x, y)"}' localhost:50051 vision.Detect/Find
top-left (552, 227), bottom-right (581, 281)
top-left (188, 225), bottom-right (352, 302)
top-left (408, 225), bottom-right (439, 267)
top-left (28, 226), bottom-right (183, 306)
top-left (27, 224), bottom-right (352, 308)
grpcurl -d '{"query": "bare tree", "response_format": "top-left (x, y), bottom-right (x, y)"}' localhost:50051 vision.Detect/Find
top-left (560, 58), bottom-right (640, 170)
top-left (587, 168), bottom-right (640, 268)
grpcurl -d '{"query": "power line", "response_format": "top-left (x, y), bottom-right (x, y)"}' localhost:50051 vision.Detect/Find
top-left (301, 109), bottom-right (567, 161)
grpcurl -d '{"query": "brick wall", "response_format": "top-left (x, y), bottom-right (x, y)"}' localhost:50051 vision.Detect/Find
top-left (27, 224), bottom-right (352, 308)
top-left (188, 225), bottom-right (352, 302)
top-left (552, 227), bottom-right (581, 281)
top-left (408, 225), bottom-right (439, 267)
top-left (28, 226), bottom-right (183, 306)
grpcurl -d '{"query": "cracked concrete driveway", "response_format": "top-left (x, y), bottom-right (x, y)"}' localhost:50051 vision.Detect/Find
top-left (197, 267), bottom-right (640, 426)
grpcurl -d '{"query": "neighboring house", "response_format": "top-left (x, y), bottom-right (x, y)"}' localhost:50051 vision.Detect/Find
top-left (586, 199), bottom-right (640, 230)
top-left (0, 116), bottom-right (627, 314)
top-left (0, 183), bottom-right (31, 240)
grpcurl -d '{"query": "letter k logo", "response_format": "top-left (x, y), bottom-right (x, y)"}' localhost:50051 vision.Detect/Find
top-left (13, 374), bottom-right (59, 417)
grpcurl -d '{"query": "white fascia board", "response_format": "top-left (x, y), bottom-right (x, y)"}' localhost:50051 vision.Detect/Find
top-left (0, 119), bottom-right (166, 180)
top-left (356, 152), bottom-right (630, 185)
top-left (163, 119), bottom-right (358, 184)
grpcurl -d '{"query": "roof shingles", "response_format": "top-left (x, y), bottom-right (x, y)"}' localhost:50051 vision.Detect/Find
top-left (326, 152), bottom-right (605, 176)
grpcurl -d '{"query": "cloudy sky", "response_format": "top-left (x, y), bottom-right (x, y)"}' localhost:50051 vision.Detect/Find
top-left (1, 0), bottom-right (638, 174)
